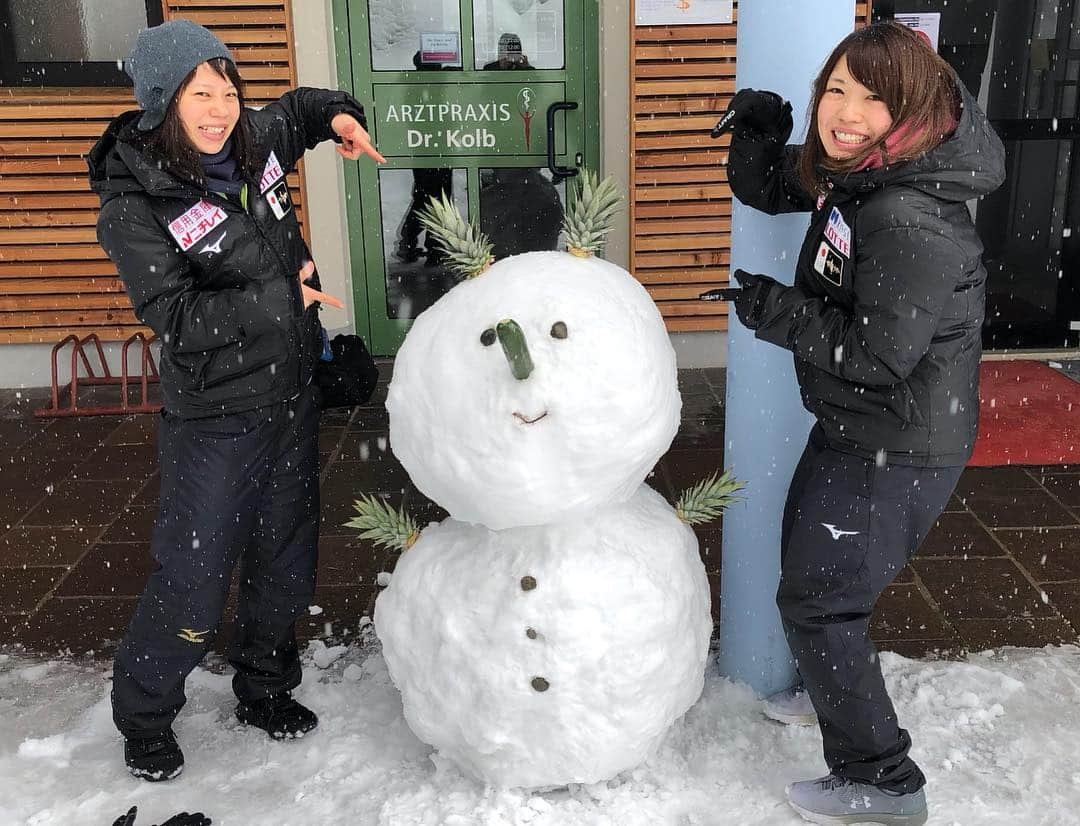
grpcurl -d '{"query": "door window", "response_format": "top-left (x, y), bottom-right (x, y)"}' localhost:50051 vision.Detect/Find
top-left (976, 0), bottom-right (1080, 347)
top-left (479, 167), bottom-right (566, 259)
top-left (369, 0), bottom-right (464, 71)
top-left (473, 0), bottom-right (565, 70)
top-left (379, 166), bottom-right (468, 319)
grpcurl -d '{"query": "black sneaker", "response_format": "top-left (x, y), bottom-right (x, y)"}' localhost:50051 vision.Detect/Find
top-left (124, 728), bottom-right (184, 782)
top-left (235, 693), bottom-right (318, 740)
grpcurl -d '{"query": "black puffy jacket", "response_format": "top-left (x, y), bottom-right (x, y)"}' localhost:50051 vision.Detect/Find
top-left (89, 89), bottom-right (366, 418)
top-left (728, 84), bottom-right (1006, 467)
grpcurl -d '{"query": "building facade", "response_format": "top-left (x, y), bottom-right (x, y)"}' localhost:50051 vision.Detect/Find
top-left (5, 0), bottom-right (1072, 387)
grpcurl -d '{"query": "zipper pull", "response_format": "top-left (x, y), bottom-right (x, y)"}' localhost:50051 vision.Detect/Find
top-left (319, 327), bottom-right (333, 361)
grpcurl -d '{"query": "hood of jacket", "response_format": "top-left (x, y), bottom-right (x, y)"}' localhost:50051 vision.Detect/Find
top-left (827, 81), bottom-right (1006, 204)
top-left (87, 110), bottom-right (193, 205)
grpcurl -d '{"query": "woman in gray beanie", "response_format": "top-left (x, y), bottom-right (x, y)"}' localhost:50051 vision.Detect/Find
top-left (88, 19), bottom-right (383, 782)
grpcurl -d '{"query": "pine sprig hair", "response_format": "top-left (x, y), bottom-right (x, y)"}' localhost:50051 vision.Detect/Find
top-left (418, 192), bottom-right (494, 280)
top-left (675, 470), bottom-right (745, 526)
top-left (563, 169), bottom-right (622, 257)
top-left (346, 493), bottom-right (420, 552)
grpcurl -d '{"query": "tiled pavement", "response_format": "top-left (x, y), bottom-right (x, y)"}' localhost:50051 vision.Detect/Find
top-left (2, 364), bottom-right (1080, 660)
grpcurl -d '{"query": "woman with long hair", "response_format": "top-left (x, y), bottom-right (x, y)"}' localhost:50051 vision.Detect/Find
top-left (88, 19), bottom-right (383, 781)
top-left (724, 22), bottom-right (1005, 824)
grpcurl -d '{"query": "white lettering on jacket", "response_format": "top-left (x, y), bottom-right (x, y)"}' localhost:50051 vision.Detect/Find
top-left (825, 207), bottom-right (851, 257)
top-left (259, 151), bottom-right (285, 193)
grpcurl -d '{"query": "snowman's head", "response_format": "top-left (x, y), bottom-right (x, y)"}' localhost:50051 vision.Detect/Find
top-left (387, 251), bottom-right (680, 530)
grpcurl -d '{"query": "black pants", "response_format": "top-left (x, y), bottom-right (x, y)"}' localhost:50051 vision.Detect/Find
top-left (777, 426), bottom-right (962, 794)
top-left (112, 385), bottom-right (320, 739)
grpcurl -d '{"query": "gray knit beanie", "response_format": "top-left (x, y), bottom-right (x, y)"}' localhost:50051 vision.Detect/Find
top-left (125, 19), bottom-right (234, 131)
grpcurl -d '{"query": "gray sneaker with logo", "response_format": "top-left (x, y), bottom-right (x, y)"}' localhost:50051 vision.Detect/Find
top-left (786, 774), bottom-right (928, 825)
top-left (763, 684), bottom-right (817, 726)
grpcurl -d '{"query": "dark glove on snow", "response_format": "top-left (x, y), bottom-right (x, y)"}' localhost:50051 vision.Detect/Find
top-left (712, 89), bottom-right (793, 144)
top-left (111, 807), bottom-right (211, 826)
top-left (731, 268), bottom-right (782, 330)
top-left (158, 814), bottom-right (211, 826)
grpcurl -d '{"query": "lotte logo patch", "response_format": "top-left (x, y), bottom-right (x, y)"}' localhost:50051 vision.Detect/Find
top-left (825, 207), bottom-right (851, 256)
top-left (259, 150), bottom-right (285, 194)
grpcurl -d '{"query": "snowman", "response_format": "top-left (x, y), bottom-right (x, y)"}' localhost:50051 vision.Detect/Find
top-left (350, 172), bottom-right (741, 788)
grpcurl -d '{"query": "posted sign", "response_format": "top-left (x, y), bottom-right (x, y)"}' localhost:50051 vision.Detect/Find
top-left (373, 82), bottom-right (566, 157)
top-left (635, 0), bottom-right (733, 26)
top-left (420, 31), bottom-right (461, 65)
top-left (895, 12), bottom-right (941, 52)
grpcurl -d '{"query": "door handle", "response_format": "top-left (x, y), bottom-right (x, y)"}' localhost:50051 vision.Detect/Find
top-left (546, 101), bottom-right (580, 181)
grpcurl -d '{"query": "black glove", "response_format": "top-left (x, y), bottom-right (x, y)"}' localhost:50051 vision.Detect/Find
top-left (159, 815), bottom-right (211, 826)
top-left (111, 807), bottom-right (211, 826)
top-left (731, 268), bottom-right (782, 330)
top-left (711, 89), bottom-right (793, 144)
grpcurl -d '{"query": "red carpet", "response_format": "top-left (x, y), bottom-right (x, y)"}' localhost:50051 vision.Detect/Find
top-left (969, 360), bottom-right (1080, 466)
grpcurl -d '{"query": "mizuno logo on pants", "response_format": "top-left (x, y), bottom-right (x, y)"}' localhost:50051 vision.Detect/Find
top-left (176, 628), bottom-right (209, 644)
top-left (821, 523), bottom-right (860, 540)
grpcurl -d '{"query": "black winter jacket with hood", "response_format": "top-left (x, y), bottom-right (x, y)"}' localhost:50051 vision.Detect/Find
top-left (727, 84), bottom-right (1006, 467)
top-left (89, 88), bottom-right (366, 418)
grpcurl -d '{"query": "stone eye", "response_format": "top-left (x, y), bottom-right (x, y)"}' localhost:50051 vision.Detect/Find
top-left (550, 321), bottom-right (568, 339)
top-left (481, 328), bottom-right (497, 346)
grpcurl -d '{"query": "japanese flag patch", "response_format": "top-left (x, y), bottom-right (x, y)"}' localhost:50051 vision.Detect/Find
top-left (259, 150), bottom-right (285, 194)
top-left (266, 179), bottom-right (293, 220)
top-left (168, 200), bottom-right (229, 252)
top-left (814, 240), bottom-right (845, 286)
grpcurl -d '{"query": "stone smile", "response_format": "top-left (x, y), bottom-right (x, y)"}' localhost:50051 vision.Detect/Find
top-left (513, 410), bottom-right (549, 425)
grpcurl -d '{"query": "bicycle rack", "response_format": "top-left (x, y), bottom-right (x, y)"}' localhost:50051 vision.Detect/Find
top-left (34, 332), bottom-right (162, 418)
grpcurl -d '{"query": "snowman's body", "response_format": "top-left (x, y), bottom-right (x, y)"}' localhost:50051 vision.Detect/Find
top-left (376, 485), bottom-right (711, 787)
top-left (377, 250), bottom-right (712, 787)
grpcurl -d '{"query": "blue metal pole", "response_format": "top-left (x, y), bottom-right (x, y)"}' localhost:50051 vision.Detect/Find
top-left (717, 0), bottom-right (856, 697)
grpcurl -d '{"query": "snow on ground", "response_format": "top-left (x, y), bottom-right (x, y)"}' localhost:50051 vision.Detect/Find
top-left (3, 638), bottom-right (1080, 826)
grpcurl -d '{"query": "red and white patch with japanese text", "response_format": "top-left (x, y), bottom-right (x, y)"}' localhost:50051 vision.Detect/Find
top-left (259, 151), bottom-right (285, 194)
top-left (168, 201), bottom-right (229, 252)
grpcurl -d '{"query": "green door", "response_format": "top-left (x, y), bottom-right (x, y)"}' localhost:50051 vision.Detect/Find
top-left (333, 0), bottom-right (600, 354)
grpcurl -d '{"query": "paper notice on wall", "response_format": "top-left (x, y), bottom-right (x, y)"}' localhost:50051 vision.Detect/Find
top-left (635, 0), bottom-right (733, 27)
top-left (895, 12), bottom-right (941, 52)
top-left (420, 31), bottom-right (461, 65)
top-left (536, 10), bottom-right (558, 54)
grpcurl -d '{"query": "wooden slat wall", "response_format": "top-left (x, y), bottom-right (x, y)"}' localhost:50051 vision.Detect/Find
top-left (0, 0), bottom-right (305, 345)
top-left (631, 1), bottom-right (872, 333)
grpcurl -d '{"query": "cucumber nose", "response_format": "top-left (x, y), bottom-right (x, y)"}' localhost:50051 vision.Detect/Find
top-left (496, 319), bottom-right (534, 380)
